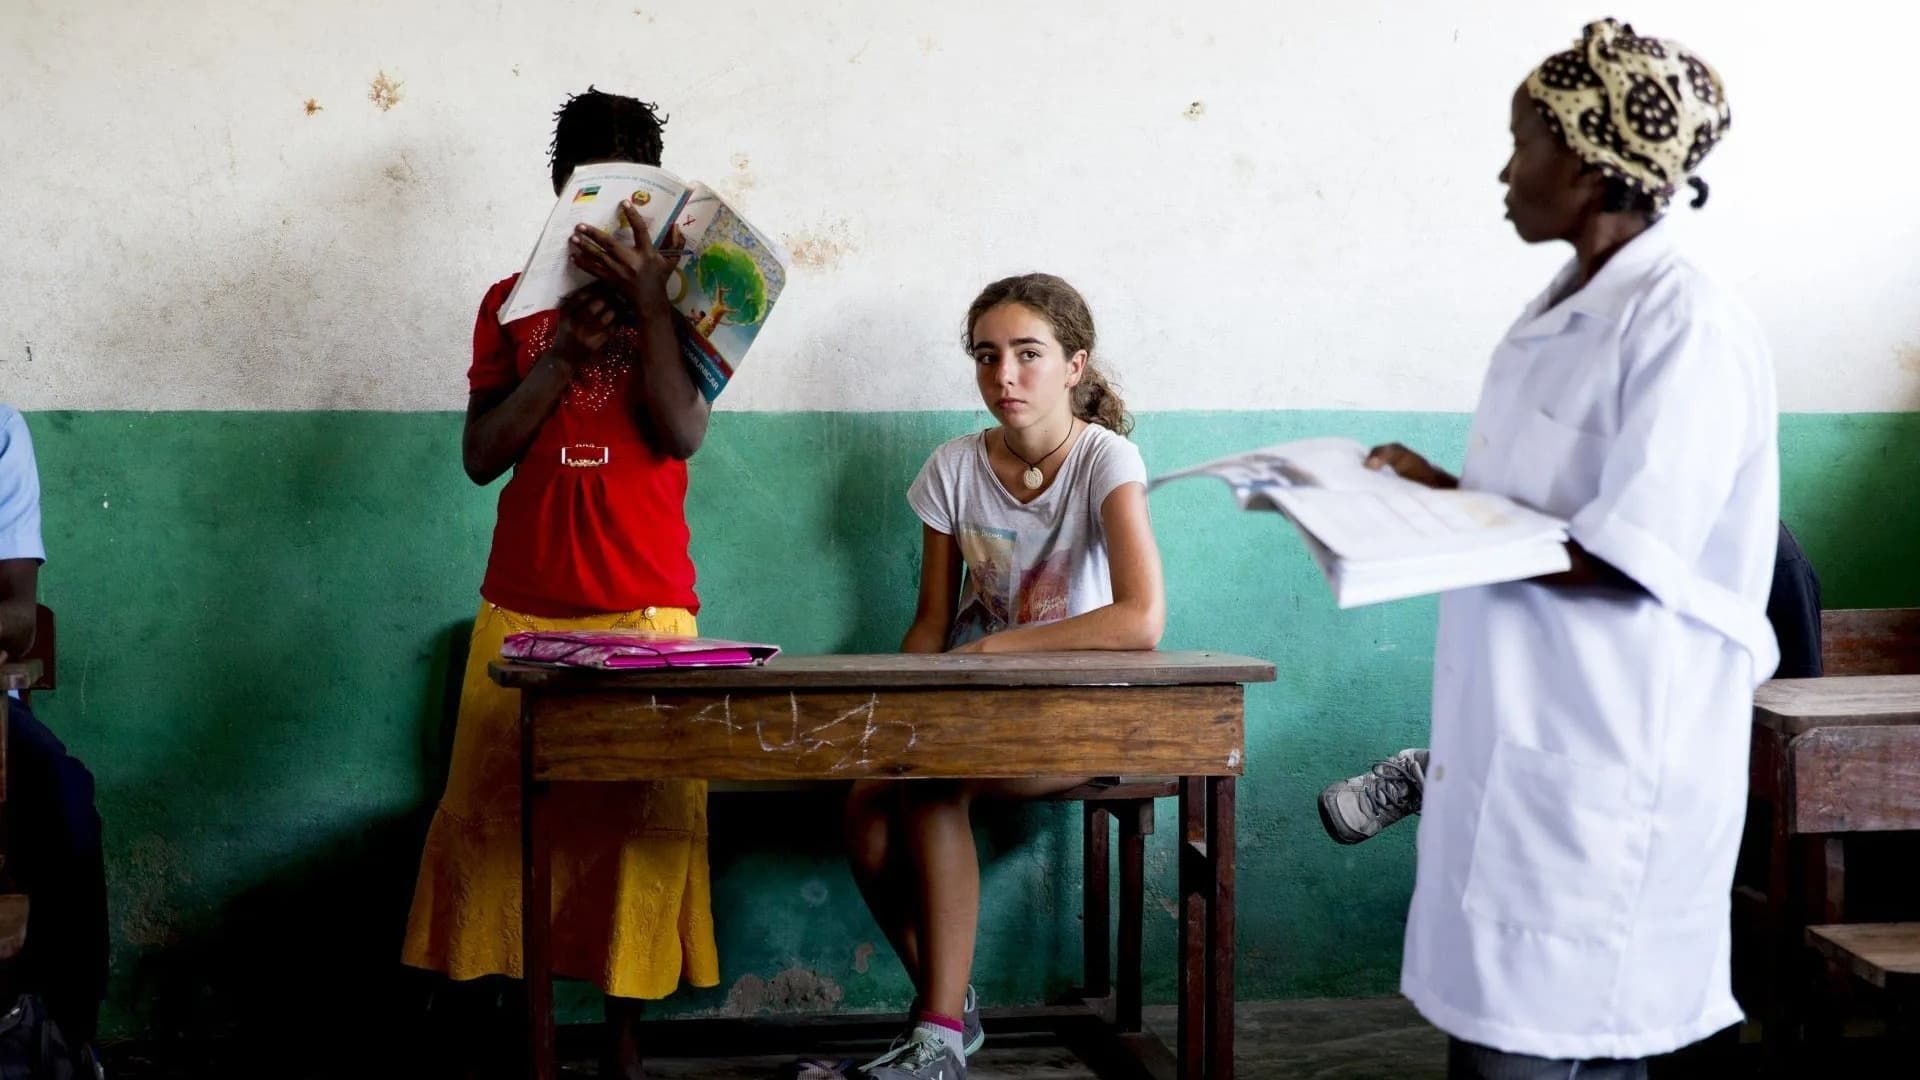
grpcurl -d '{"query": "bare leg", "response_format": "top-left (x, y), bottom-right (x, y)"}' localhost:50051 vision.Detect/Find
top-left (904, 778), bottom-right (1089, 1018)
top-left (846, 779), bottom-right (924, 990)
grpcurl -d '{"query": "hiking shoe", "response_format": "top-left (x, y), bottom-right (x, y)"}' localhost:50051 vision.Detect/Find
top-left (862, 1029), bottom-right (966, 1080)
top-left (1317, 748), bottom-right (1429, 844)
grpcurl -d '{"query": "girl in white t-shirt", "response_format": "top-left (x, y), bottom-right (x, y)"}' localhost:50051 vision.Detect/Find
top-left (845, 274), bottom-right (1166, 1080)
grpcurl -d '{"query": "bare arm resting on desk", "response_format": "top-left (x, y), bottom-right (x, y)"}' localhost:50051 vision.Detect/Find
top-left (955, 482), bottom-right (1167, 654)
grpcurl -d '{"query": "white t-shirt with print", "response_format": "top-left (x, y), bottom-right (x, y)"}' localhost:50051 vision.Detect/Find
top-left (907, 424), bottom-right (1147, 647)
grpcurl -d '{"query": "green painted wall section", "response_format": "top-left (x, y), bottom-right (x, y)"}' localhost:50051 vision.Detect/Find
top-left (19, 409), bottom-right (1920, 1038)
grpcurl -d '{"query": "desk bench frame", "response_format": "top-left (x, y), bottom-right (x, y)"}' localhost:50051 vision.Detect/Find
top-left (498, 652), bottom-right (1272, 1080)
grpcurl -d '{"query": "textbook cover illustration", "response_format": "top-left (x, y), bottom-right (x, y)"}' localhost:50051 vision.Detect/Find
top-left (499, 163), bottom-right (790, 401)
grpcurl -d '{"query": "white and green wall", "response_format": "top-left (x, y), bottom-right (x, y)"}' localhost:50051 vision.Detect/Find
top-left (4, 0), bottom-right (1917, 1038)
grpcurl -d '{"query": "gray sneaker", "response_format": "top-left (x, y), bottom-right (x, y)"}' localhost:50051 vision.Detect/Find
top-left (862, 1029), bottom-right (966, 1080)
top-left (866, 985), bottom-right (983, 1070)
top-left (1318, 748), bottom-right (1429, 844)
top-left (960, 984), bottom-right (984, 1057)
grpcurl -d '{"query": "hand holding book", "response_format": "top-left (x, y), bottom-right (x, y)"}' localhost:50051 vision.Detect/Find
top-left (500, 162), bottom-right (791, 402)
top-left (1151, 437), bottom-right (1572, 608)
top-left (546, 290), bottom-right (619, 370)
top-left (569, 199), bottom-right (687, 317)
top-left (1363, 443), bottom-right (1459, 491)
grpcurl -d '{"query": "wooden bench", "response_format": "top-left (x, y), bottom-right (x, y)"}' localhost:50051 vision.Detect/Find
top-left (1807, 923), bottom-right (1920, 995)
top-left (1735, 608), bottom-right (1920, 1057)
top-left (705, 774), bottom-right (1175, 1031)
top-left (1806, 922), bottom-right (1920, 1046)
top-left (1820, 607), bottom-right (1920, 677)
top-left (1058, 776), bottom-right (1174, 1032)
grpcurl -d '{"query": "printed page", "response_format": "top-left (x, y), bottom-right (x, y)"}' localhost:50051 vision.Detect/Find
top-left (1271, 484), bottom-right (1566, 564)
top-left (1331, 535), bottom-right (1572, 606)
top-left (1264, 438), bottom-right (1407, 492)
top-left (1149, 437), bottom-right (1407, 491)
top-left (498, 163), bottom-right (690, 324)
top-left (1156, 437), bottom-right (1570, 606)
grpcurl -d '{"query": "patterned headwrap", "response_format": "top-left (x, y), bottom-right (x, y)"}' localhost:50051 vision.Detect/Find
top-left (1525, 18), bottom-right (1731, 212)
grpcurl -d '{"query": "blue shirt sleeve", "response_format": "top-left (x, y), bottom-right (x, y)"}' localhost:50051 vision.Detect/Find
top-left (0, 408), bottom-right (46, 564)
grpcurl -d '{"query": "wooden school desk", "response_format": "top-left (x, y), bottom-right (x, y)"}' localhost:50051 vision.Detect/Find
top-left (1740, 674), bottom-right (1920, 1051)
top-left (494, 651), bottom-right (1276, 1080)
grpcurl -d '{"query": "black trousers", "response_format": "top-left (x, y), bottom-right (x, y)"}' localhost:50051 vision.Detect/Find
top-left (1448, 1039), bottom-right (1648, 1079)
top-left (6, 696), bottom-right (108, 1046)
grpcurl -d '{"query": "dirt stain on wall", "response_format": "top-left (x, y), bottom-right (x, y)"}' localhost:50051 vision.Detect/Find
top-left (368, 70), bottom-right (404, 112)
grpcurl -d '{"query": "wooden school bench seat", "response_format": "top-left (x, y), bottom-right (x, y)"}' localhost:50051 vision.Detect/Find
top-left (1806, 922), bottom-right (1920, 997)
top-left (1736, 607), bottom-right (1920, 1057)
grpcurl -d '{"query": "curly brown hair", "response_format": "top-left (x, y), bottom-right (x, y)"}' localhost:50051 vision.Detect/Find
top-left (963, 273), bottom-right (1133, 436)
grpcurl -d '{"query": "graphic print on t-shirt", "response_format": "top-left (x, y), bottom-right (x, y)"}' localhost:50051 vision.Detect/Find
top-left (952, 523), bottom-right (1016, 646)
top-left (1018, 555), bottom-right (1071, 624)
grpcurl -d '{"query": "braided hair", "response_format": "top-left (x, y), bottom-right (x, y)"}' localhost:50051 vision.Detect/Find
top-left (548, 87), bottom-right (668, 193)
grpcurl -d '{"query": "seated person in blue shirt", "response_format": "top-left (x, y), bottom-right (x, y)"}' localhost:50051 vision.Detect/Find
top-left (0, 403), bottom-right (107, 1074)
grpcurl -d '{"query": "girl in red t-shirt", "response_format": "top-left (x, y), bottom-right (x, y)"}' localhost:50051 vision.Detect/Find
top-left (402, 88), bottom-right (715, 1079)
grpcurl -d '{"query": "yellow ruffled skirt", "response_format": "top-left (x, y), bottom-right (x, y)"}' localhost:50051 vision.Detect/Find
top-left (401, 601), bottom-right (719, 999)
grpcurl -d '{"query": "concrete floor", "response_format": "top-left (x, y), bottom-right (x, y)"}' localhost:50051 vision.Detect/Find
top-left (100, 996), bottom-right (1900, 1078)
top-left (632, 998), bottom-right (1449, 1079)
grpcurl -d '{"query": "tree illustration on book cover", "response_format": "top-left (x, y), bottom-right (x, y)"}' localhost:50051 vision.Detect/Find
top-left (675, 202), bottom-right (787, 401)
top-left (692, 242), bottom-right (768, 336)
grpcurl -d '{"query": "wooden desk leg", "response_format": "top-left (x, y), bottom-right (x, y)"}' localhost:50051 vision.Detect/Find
top-left (1757, 730), bottom-right (1796, 1060)
top-left (1799, 837), bottom-right (1849, 1052)
top-left (1178, 778), bottom-right (1206, 1080)
top-left (1206, 777), bottom-right (1236, 1080)
top-left (1084, 803), bottom-right (1112, 1000)
top-left (521, 702), bottom-right (556, 1080)
top-left (1117, 799), bottom-right (1151, 1034)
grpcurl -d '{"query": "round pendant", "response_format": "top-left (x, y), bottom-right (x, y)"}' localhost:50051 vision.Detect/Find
top-left (1021, 466), bottom-right (1044, 491)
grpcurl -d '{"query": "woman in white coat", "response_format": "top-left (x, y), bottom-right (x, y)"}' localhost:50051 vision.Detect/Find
top-left (1366, 20), bottom-right (1777, 1079)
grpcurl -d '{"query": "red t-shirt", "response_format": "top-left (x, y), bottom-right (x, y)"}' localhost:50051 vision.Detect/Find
top-left (466, 275), bottom-right (699, 617)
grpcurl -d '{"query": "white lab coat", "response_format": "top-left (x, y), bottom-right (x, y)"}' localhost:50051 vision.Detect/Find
top-left (1400, 217), bottom-right (1780, 1059)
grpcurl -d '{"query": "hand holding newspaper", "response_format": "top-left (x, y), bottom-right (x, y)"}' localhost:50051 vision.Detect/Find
top-left (1151, 437), bottom-right (1571, 607)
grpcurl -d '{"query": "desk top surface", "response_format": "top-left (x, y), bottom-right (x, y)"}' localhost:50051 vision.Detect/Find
top-left (1755, 674), bottom-right (1920, 735)
top-left (492, 650), bottom-right (1275, 692)
top-left (0, 660), bottom-right (41, 692)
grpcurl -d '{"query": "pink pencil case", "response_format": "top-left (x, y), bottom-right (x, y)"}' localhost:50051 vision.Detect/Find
top-left (501, 629), bottom-right (780, 670)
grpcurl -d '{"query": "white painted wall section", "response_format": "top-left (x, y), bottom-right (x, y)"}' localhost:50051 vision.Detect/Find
top-left (3, 1), bottom-right (1915, 412)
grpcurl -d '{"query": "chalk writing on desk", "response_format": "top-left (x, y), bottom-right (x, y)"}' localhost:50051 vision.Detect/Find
top-left (640, 692), bottom-right (919, 771)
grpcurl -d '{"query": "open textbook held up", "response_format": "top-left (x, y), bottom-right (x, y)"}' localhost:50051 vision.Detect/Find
top-left (499, 162), bottom-right (791, 402)
top-left (1151, 437), bottom-right (1571, 608)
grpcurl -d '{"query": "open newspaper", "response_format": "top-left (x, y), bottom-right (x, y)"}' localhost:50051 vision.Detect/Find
top-left (1151, 437), bottom-right (1570, 607)
top-left (498, 162), bottom-right (791, 402)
